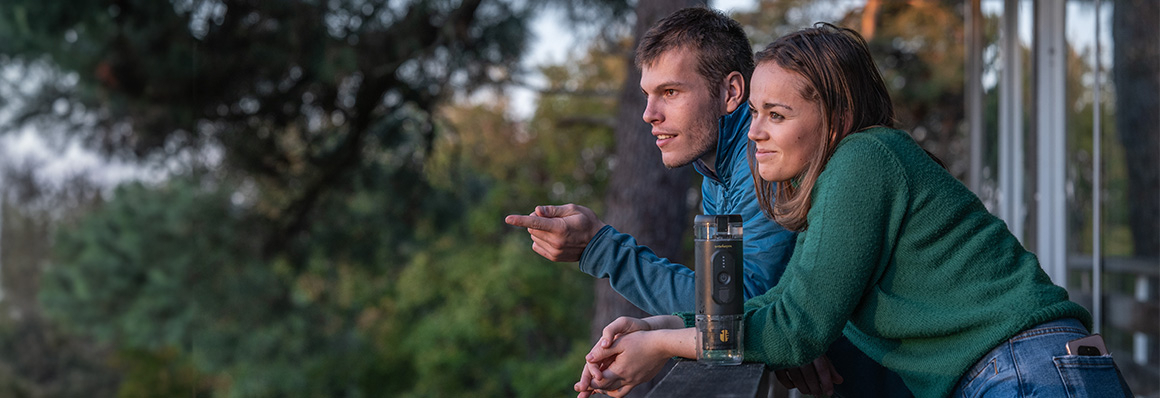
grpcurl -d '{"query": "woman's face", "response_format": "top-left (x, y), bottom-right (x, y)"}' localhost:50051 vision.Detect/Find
top-left (746, 63), bottom-right (826, 183)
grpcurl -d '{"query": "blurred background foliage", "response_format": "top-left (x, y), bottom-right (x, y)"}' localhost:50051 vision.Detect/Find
top-left (0, 0), bottom-right (1155, 397)
top-left (0, 0), bottom-right (629, 396)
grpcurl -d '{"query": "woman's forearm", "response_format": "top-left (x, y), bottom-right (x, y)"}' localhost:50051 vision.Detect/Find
top-left (638, 316), bottom-right (697, 359)
top-left (642, 315), bottom-right (686, 331)
top-left (649, 327), bottom-right (698, 359)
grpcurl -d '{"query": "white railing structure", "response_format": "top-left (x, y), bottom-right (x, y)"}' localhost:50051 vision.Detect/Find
top-left (1034, 0), bottom-right (1067, 288)
top-left (998, 0), bottom-right (1025, 243)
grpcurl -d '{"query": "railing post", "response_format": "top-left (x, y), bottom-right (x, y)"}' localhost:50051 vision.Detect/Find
top-left (1034, 0), bottom-right (1067, 286)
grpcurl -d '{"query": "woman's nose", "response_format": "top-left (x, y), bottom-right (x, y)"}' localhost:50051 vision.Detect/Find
top-left (747, 122), bottom-right (765, 141)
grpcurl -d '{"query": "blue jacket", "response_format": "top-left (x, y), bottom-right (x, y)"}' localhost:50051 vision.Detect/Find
top-left (578, 106), bottom-right (797, 315)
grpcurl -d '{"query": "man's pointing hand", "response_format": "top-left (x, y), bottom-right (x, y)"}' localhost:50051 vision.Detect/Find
top-left (504, 204), bottom-right (607, 262)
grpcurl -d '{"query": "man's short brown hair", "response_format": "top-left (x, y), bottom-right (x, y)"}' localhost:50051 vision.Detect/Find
top-left (635, 7), bottom-right (754, 101)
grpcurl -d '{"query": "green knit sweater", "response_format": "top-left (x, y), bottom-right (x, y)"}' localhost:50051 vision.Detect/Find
top-left (681, 128), bottom-right (1090, 397)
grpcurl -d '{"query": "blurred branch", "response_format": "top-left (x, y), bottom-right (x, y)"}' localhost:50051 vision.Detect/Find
top-left (540, 88), bottom-right (619, 98)
top-left (556, 116), bottom-right (616, 129)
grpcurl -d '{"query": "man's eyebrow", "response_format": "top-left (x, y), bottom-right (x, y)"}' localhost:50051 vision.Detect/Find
top-left (646, 81), bottom-right (688, 90)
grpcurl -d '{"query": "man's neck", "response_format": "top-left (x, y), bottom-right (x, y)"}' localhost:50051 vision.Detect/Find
top-left (698, 152), bottom-right (717, 174)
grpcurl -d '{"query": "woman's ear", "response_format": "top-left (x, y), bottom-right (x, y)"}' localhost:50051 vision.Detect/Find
top-left (832, 109), bottom-right (854, 141)
top-left (722, 71), bottom-right (745, 114)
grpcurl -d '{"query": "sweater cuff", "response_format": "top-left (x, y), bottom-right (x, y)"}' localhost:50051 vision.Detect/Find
top-left (676, 312), bottom-right (696, 328)
top-left (577, 224), bottom-right (615, 274)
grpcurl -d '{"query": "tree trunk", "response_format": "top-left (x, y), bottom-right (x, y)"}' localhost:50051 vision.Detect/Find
top-left (592, 0), bottom-right (700, 396)
top-left (1112, 0), bottom-right (1159, 257)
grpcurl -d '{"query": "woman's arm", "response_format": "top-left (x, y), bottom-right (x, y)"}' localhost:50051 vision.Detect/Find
top-left (588, 315), bottom-right (692, 362)
top-left (579, 327), bottom-right (697, 397)
top-left (575, 316), bottom-right (695, 397)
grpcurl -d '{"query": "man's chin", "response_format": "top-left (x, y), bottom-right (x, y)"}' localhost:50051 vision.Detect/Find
top-left (660, 156), bottom-right (694, 169)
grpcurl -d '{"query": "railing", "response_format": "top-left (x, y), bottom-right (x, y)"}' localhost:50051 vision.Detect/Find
top-left (645, 360), bottom-right (771, 398)
top-left (1067, 255), bottom-right (1160, 396)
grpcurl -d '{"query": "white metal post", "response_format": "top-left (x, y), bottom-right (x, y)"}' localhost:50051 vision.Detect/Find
top-left (0, 176), bottom-right (4, 303)
top-left (1092, 0), bottom-right (1104, 334)
top-left (1035, 1), bottom-right (1068, 286)
top-left (1000, 0), bottom-right (1024, 241)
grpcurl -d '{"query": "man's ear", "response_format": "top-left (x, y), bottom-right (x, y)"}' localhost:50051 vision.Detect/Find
top-left (721, 71), bottom-right (745, 114)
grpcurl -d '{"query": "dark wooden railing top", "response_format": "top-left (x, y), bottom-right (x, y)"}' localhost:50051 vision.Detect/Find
top-left (645, 360), bottom-right (767, 398)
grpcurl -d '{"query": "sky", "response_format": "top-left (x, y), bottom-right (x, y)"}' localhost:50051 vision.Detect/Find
top-left (0, 124), bottom-right (156, 191)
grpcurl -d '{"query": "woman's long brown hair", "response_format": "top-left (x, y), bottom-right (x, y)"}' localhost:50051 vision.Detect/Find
top-left (750, 23), bottom-right (895, 231)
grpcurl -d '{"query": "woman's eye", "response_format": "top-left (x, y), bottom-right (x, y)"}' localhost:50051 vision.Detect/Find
top-left (748, 106), bottom-right (757, 116)
top-left (770, 112), bottom-right (784, 121)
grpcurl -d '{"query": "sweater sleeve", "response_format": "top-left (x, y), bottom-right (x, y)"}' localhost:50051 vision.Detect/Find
top-left (740, 134), bottom-right (908, 368)
top-left (578, 225), bottom-right (698, 315)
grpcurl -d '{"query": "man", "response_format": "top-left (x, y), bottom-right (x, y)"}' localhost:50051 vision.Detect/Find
top-left (506, 7), bottom-right (909, 397)
top-left (504, 6), bottom-right (791, 326)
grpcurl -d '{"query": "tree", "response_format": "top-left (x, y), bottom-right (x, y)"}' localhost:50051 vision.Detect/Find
top-left (1, 0), bottom-right (634, 396)
top-left (0, 161), bottom-right (121, 398)
top-left (738, 1), bottom-right (973, 179)
top-left (0, 0), bottom-right (574, 256)
top-left (1112, 0), bottom-right (1159, 258)
top-left (588, 0), bottom-right (702, 396)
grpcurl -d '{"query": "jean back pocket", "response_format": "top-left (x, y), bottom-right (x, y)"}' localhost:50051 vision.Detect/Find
top-left (1053, 355), bottom-right (1133, 398)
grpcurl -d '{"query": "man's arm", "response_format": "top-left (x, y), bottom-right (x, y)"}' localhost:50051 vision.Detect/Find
top-left (505, 203), bottom-right (698, 315)
top-left (578, 225), bottom-right (698, 315)
top-left (504, 204), bottom-right (605, 262)
top-left (505, 203), bottom-right (794, 315)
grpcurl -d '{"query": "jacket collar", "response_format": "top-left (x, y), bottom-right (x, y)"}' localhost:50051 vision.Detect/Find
top-left (693, 106), bottom-right (751, 184)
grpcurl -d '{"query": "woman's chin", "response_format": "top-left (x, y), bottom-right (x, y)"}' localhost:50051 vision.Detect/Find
top-left (759, 172), bottom-right (786, 183)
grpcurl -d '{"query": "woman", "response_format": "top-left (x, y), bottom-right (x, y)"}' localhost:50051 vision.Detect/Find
top-left (575, 23), bottom-right (1132, 398)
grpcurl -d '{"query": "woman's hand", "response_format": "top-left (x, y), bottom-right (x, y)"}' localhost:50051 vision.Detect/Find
top-left (594, 316), bottom-right (656, 350)
top-left (773, 354), bottom-right (844, 396)
top-left (573, 316), bottom-right (691, 397)
top-left (575, 360), bottom-right (608, 398)
top-left (580, 329), bottom-right (673, 397)
top-left (574, 316), bottom-right (656, 397)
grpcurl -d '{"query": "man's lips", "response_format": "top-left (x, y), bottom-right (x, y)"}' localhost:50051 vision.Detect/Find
top-left (654, 131), bottom-right (675, 148)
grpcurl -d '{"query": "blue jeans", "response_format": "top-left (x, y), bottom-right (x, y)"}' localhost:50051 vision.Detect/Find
top-left (953, 318), bottom-right (1134, 398)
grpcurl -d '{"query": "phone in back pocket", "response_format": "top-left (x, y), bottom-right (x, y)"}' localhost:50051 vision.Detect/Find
top-left (1066, 334), bottom-right (1108, 356)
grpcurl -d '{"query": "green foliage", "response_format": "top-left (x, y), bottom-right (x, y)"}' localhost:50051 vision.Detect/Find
top-left (46, 181), bottom-right (254, 346)
top-left (9, 1), bottom-right (621, 396)
top-left (0, 161), bottom-right (119, 397)
top-left (0, 0), bottom-right (549, 264)
top-left (0, 315), bottom-right (121, 398)
top-left (30, 38), bottom-right (624, 398)
top-left (113, 348), bottom-right (213, 398)
top-left (37, 168), bottom-right (428, 396)
top-left (394, 236), bottom-right (591, 398)
top-left (38, 150), bottom-right (598, 397)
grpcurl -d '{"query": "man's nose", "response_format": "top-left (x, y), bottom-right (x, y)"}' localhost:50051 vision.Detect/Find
top-left (642, 99), bottom-right (662, 124)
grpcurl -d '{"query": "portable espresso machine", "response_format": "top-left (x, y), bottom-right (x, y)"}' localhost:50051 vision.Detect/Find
top-left (693, 214), bottom-right (744, 365)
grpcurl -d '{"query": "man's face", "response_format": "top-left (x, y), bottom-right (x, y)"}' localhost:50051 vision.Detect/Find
top-left (640, 50), bottom-right (722, 169)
